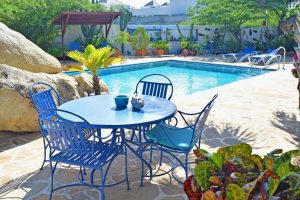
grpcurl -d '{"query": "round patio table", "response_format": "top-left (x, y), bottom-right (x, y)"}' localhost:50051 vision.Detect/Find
top-left (58, 94), bottom-right (177, 186)
top-left (58, 94), bottom-right (177, 128)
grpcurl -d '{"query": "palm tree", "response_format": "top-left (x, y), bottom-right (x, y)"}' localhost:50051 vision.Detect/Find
top-left (67, 45), bottom-right (121, 95)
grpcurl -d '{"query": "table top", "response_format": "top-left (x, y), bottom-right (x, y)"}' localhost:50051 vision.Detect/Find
top-left (58, 94), bottom-right (177, 128)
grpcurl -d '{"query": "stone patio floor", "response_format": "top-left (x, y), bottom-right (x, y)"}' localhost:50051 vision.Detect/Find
top-left (0, 56), bottom-right (299, 199)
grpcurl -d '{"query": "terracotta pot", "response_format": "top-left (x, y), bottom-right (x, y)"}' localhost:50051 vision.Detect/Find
top-left (184, 176), bottom-right (202, 200)
top-left (113, 49), bottom-right (122, 57)
top-left (189, 50), bottom-right (197, 56)
top-left (182, 49), bottom-right (189, 57)
top-left (164, 49), bottom-right (169, 55)
top-left (135, 49), bottom-right (148, 56)
top-left (153, 49), bottom-right (164, 56)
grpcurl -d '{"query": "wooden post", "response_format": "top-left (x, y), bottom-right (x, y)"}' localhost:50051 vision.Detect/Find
top-left (61, 14), bottom-right (70, 48)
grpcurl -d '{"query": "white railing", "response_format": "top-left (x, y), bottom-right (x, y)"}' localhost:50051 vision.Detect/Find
top-left (250, 46), bottom-right (286, 70)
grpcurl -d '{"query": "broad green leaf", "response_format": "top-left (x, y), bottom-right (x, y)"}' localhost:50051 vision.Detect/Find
top-left (226, 184), bottom-right (246, 200)
top-left (84, 44), bottom-right (96, 56)
top-left (268, 177), bottom-right (280, 198)
top-left (194, 161), bottom-right (216, 191)
top-left (269, 149), bottom-right (283, 155)
top-left (263, 156), bottom-right (274, 171)
top-left (276, 161), bottom-right (290, 181)
top-left (211, 152), bottom-right (224, 169)
top-left (217, 143), bottom-right (252, 162)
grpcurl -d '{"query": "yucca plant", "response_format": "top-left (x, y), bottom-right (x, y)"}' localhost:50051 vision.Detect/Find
top-left (67, 45), bottom-right (121, 95)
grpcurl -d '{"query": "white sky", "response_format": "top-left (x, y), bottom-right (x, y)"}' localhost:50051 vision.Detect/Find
top-left (118, 0), bottom-right (168, 8)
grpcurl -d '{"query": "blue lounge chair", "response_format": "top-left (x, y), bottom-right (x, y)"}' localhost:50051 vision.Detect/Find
top-left (38, 109), bottom-right (129, 200)
top-left (144, 94), bottom-right (218, 183)
top-left (223, 47), bottom-right (256, 62)
top-left (248, 48), bottom-right (282, 65)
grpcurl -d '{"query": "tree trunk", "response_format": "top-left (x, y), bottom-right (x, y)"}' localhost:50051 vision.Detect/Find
top-left (93, 74), bottom-right (101, 95)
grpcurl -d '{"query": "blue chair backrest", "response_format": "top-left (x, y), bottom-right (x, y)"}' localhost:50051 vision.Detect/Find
top-left (266, 48), bottom-right (279, 55)
top-left (68, 42), bottom-right (81, 51)
top-left (29, 82), bottom-right (61, 118)
top-left (135, 74), bottom-right (173, 100)
top-left (192, 94), bottom-right (218, 145)
top-left (241, 47), bottom-right (255, 53)
top-left (38, 109), bottom-right (93, 155)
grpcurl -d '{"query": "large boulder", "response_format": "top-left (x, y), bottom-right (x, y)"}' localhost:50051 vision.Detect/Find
top-left (0, 64), bottom-right (108, 132)
top-left (0, 22), bottom-right (62, 74)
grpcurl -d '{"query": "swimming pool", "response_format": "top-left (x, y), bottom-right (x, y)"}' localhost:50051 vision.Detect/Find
top-left (66, 60), bottom-right (272, 95)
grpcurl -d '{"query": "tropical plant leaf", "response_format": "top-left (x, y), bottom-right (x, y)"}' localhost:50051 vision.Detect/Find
top-left (226, 184), bottom-right (246, 200)
top-left (209, 176), bottom-right (222, 186)
top-left (263, 156), bottom-right (275, 171)
top-left (64, 65), bottom-right (85, 72)
top-left (194, 161), bottom-right (216, 191)
top-left (268, 161), bottom-right (290, 197)
top-left (203, 190), bottom-right (216, 200)
top-left (268, 177), bottom-right (280, 198)
top-left (217, 143), bottom-right (252, 162)
top-left (269, 149), bottom-right (283, 155)
top-left (84, 44), bottom-right (96, 56)
top-left (276, 161), bottom-right (290, 181)
top-left (211, 152), bottom-right (224, 169)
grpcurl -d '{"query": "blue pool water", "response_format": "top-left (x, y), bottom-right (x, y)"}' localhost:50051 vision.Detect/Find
top-left (66, 60), bottom-right (272, 95)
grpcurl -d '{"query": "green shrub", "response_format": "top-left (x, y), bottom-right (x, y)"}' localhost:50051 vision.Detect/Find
top-left (130, 27), bottom-right (150, 50)
top-left (179, 37), bottom-right (189, 50)
top-left (152, 40), bottom-right (170, 50)
top-left (46, 46), bottom-right (67, 58)
top-left (74, 33), bottom-right (106, 49)
top-left (223, 37), bottom-right (241, 53)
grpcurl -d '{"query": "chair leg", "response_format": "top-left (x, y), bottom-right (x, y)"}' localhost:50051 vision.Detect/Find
top-left (49, 161), bottom-right (58, 200)
top-left (138, 127), bottom-right (144, 187)
top-left (40, 137), bottom-right (47, 170)
top-left (124, 146), bottom-right (130, 190)
top-left (159, 146), bottom-right (163, 166)
top-left (185, 154), bottom-right (189, 179)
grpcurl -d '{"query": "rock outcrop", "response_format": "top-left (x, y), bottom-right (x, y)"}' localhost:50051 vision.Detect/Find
top-left (0, 64), bottom-right (108, 132)
top-left (0, 22), bottom-right (62, 74)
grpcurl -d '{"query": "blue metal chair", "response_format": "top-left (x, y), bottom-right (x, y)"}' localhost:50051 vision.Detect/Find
top-left (144, 94), bottom-right (218, 183)
top-left (134, 74), bottom-right (173, 100)
top-left (130, 73), bottom-right (174, 142)
top-left (38, 109), bottom-right (130, 200)
top-left (130, 74), bottom-right (174, 185)
top-left (29, 82), bottom-right (64, 170)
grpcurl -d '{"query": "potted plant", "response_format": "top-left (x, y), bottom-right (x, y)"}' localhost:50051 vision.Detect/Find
top-left (152, 40), bottom-right (170, 56)
top-left (185, 143), bottom-right (300, 200)
top-left (67, 45), bottom-right (122, 95)
top-left (179, 37), bottom-right (189, 56)
top-left (130, 27), bottom-right (150, 56)
top-left (188, 43), bottom-right (201, 56)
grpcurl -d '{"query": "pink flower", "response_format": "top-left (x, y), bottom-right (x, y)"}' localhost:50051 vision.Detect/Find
top-left (294, 53), bottom-right (299, 62)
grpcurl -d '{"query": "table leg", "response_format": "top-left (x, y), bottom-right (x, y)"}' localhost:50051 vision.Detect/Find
top-left (120, 128), bottom-right (152, 187)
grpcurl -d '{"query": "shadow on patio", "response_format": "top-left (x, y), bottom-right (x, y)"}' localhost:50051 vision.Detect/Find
top-left (271, 110), bottom-right (300, 148)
